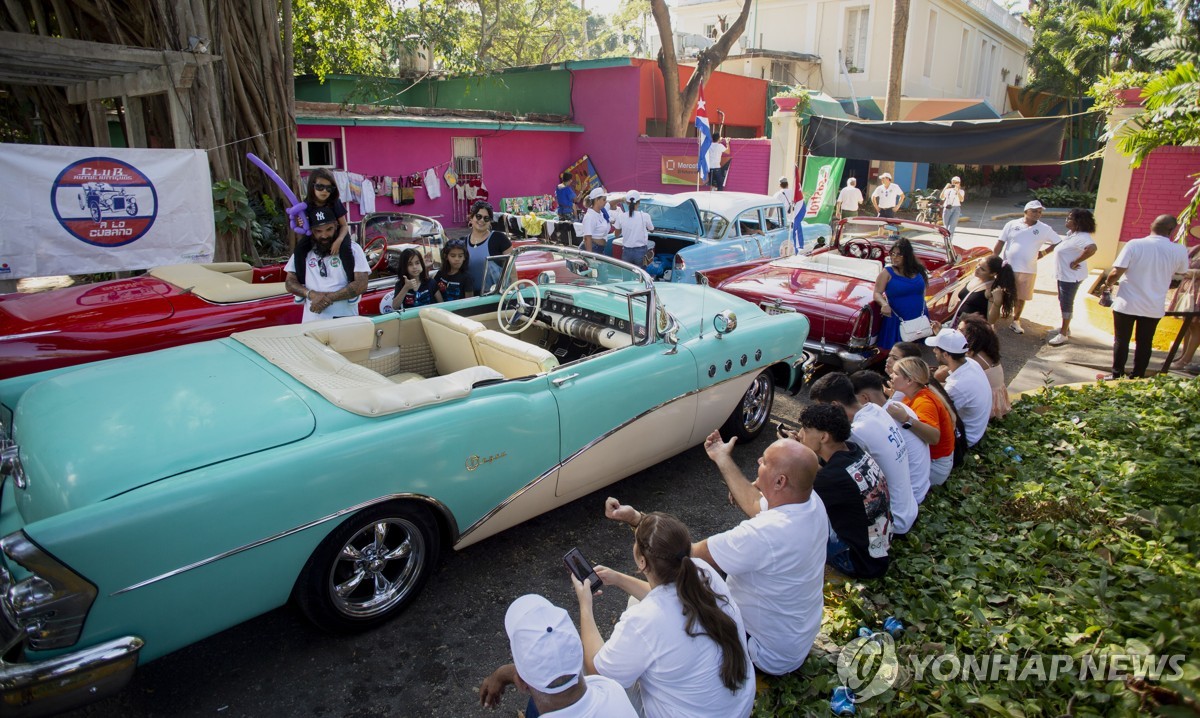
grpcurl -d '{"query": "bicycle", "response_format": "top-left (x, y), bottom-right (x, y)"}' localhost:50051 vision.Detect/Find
top-left (912, 190), bottom-right (943, 226)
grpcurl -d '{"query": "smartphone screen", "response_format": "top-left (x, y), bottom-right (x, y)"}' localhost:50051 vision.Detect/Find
top-left (563, 547), bottom-right (602, 592)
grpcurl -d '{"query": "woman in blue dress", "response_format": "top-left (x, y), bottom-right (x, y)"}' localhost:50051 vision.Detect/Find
top-left (873, 237), bottom-right (929, 350)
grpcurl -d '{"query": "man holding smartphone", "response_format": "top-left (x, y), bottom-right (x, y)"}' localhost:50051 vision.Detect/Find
top-left (603, 431), bottom-right (828, 676)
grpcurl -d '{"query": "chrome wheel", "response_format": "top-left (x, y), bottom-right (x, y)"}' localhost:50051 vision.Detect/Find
top-left (295, 502), bottom-right (439, 633)
top-left (328, 518), bottom-right (425, 618)
top-left (721, 370), bottom-right (775, 442)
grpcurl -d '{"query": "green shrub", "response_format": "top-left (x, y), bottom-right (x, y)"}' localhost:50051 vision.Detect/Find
top-left (1031, 186), bottom-right (1097, 209)
top-left (758, 377), bottom-right (1200, 717)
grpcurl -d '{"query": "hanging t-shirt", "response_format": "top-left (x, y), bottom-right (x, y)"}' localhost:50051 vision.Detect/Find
top-left (813, 441), bottom-right (892, 578)
top-left (424, 169), bottom-right (441, 200)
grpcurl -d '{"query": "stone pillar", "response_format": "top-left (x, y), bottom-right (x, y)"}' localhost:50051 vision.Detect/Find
top-left (769, 106), bottom-right (801, 197)
top-left (1092, 89), bottom-right (1144, 270)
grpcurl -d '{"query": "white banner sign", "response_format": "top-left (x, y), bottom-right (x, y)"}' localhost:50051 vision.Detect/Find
top-left (0, 144), bottom-right (215, 279)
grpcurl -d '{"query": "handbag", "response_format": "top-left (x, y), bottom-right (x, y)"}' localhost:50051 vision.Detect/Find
top-left (898, 308), bottom-right (933, 342)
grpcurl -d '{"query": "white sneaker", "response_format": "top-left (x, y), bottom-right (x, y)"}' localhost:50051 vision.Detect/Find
top-left (1048, 333), bottom-right (1069, 346)
top-left (1009, 322), bottom-right (1024, 334)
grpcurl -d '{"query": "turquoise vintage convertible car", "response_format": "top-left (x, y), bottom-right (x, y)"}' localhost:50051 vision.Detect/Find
top-left (0, 246), bottom-right (810, 715)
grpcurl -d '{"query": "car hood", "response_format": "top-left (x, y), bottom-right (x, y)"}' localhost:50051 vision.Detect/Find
top-left (11, 341), bottom-right (315, 523)
top-left (639, 197), bottom-right (703, 236)
top-left (716, 261), bottom-right (871, 321)
top-left (0, 276), bottom-right (176, 336)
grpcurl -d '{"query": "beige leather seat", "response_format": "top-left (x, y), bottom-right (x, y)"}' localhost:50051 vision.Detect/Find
top-left (472, 329), bottom-right (559, 380)
top-left (419, 307), bottom-right (486, 375)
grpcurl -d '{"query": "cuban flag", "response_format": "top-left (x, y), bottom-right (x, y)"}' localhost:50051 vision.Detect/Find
top-left (791, 164), bottom-right (808, 252)
top-left (696, 88), bottom-right (713, 182)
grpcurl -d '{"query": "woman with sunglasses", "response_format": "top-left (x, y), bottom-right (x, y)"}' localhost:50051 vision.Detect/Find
top-left (464, 200), bottom-right (512, 295)
top-left (873, 238), bottom-right (930, 350)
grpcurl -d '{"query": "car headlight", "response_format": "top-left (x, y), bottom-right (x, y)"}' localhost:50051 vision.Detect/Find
top-left (1, 532), bottom-right (96, 650)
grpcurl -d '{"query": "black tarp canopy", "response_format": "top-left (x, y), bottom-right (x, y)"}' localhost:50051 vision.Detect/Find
top-left (806, 115), bottom-right (1068, 164)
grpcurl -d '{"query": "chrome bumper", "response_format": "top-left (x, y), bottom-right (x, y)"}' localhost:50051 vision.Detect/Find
top-left (803, 341), bottom-right (878, 374)
top-left (0, 636), bottom-right (143, 717)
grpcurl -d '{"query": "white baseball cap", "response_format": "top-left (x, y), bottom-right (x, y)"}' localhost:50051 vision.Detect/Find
top-left (879, 172), bottom-right (892, 180)
top-left (505, 594), bottom-right (583, 694)
top-left (626, 190), bottom-right (641, 202)
top-left (778, 176), bottom-right (789, 185)
top-left (925, 328), bottom-right (969, 354)
top-left (951, 176), bottom-right (961, 183)
top-left (1024, 200), bottom-right (1044, 211)
top-left (586, 187), bottom-right (607, 201)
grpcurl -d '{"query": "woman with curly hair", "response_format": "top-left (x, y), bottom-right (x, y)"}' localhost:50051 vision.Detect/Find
top-left (572, 512), bottom-right (754, 717)
top-left (873, 237), bottom-right (930, 350)
top-left (1048, 208), bottom-right (1099, 346)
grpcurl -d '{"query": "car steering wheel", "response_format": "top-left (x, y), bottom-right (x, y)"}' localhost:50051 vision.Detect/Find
top-left (364, 236), bottom-right (388, 272)
top-left (843, 238), bottom-right (874, 259)
top-left (497, 279), bottom-right (542, 335)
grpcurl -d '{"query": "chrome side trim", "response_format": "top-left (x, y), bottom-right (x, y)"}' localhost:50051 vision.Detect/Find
top-left (111, 493), bottom-right (458, 596)
top-left (456, 364), bottom-right (770, 543)
top-left (0, 330), bottom-right (61, 342)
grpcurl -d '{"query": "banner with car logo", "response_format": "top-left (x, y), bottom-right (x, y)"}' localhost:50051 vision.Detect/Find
top-left (0, 144), bottom-right (214, 280)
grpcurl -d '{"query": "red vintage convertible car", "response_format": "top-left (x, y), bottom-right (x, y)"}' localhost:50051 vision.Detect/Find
top-left (0, 213), bottom-right (563, 380)
top-left (698, 217), bottom-right (991, 372)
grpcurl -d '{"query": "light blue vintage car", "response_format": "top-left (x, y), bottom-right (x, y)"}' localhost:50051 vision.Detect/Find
top-left (0, 245), bottom-right (810, 715)
top-left (631, 191), bottom-right (832, 284)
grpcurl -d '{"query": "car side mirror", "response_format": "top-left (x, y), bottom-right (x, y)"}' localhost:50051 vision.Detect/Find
top-left (713, 310), bottom-right (737, 338)
top-left (663, 326), bottom-right (680, 354)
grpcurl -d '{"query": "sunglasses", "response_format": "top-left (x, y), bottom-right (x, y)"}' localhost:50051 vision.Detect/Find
top-left (317, 257), bottom-right (328, 278)
top-left (473, 213), bottom-right (492, 221)
top-left (314, 183), bottom-right (334, 192)
top-left (447, 239), bottom-right (467, 248)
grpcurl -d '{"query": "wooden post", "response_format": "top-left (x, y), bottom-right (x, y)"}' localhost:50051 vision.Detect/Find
top-left (122, 96), bottom-right (147, 147)
top-left (167, 86), bottom-right (194, 149)
top-left (87, 100), bottom-right (111, 147)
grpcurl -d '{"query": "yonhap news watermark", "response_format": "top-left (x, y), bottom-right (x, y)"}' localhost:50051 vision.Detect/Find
top-left (837, 632), bottom-right (1187, 705)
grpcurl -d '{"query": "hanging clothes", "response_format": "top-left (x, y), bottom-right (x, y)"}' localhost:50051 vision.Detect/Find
top-left (360, 179), bottom-right (376, 214)
top-left (392, 179), bottom-right (401, 204)
top-left (333, 171), bottom-right (350, 199)
top-left (444, 167), bottom-right (458, 187)
top-left (424, 168), bottom-right (441, 200)
top-left (347, 173), bottom-right (364, 204)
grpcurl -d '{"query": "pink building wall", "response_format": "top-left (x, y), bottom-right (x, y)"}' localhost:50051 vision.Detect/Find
top-left (1120, 146), bottom-right (1200, 247)
top-left (297, 124), bottom-right (575, 225)
top-left (568, 66), bottom-right (643, 192)
top-left (634, 138), bottom-right (772, 194)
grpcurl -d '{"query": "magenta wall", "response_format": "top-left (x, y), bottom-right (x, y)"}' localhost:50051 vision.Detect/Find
top-left (634, 137), bottom-right (772, 195)
top-left (568, 66), bottom-right (642, 193)
top-left (297, 124), bottom-right (575, 225)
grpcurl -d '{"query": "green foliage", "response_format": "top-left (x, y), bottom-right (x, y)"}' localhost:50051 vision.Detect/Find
top-left (758, 377), bottom-right (1200, 716)
top-left (927, 165), bottom-right (1023, 190)
top-left (248, 193), bottom-right (289, 261)
top-left (1031, 186), bottom-right (1098, 208)
top-left (212, 179), bottom-right (256, 237)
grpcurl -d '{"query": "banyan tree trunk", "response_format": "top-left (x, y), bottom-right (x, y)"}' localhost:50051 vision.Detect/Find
top-left (0, 0), bottom-right (298, 262)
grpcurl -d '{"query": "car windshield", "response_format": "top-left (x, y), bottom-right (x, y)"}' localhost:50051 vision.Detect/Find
top-left (361, 213), bottom-right (446, 276)
top-left (484, 246), bottom-right (655, 297)
top-left (839, 219), bottom-right (948, 257)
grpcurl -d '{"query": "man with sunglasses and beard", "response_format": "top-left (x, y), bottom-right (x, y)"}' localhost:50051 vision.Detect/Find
top-left (285, 207), bottom-right (370, 323)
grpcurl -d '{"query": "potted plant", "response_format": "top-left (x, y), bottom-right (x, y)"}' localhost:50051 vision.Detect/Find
top-left (773, 86), bottom-right (810, 114)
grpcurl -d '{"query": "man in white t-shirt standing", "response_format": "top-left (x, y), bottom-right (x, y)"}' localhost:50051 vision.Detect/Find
top-left (773, 176), bottom-right (795, 215)
top-left (993, 200), bottom-right (1060, 334)
top-left (927, 328), bottom-right (992, 446)
top-left (835, 177), bottom-right (864, 220)
top-left (707, 134), bottom-right (729, 191)
top-left (284, 208), bottom-right (369, 323)
top-left (604, 434), bottom-right (828, 676)
top-left (1103, 214), bottom-right (1192, 378)
top-left (871, 173), bottom-right (904, 218)
top-left (940, 176), bottom-right (965, 236)
top-left (809, 372), bottom-right (918, 534)
top-left (480, 594), bottom-right (637, 716)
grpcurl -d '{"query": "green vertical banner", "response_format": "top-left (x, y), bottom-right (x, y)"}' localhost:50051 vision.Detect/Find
top-left (801, 156), bottom-right (845, 226)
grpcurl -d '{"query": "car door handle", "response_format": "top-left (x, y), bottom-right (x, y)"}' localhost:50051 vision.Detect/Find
top-left (551, 373), bottom-right (580, 386)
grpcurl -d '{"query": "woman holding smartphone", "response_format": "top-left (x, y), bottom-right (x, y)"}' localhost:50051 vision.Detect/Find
top-left (570, 512), bottom-right (754, 718)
